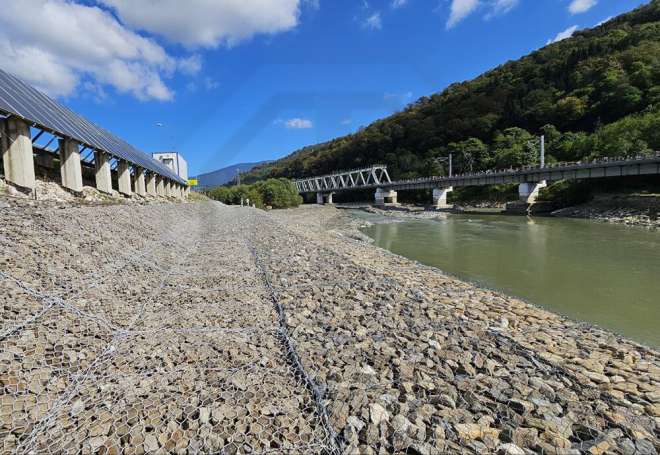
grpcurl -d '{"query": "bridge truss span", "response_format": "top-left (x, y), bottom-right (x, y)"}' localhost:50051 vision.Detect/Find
top-left (294, 165), bottom-right (391, 193)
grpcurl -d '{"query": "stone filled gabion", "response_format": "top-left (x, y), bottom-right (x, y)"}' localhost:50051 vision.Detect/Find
top-left (1, 202), bottom-right (336, 454)
top-left (0, 200), bottom-right (658, 455)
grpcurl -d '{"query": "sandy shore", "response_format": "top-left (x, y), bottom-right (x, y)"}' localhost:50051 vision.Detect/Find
top-left (1, 200), bottom-right (657, 454)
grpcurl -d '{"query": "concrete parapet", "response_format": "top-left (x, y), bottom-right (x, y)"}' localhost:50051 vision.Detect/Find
top-left (432, 187), bottom-right (453, 209)
top-left (1, 117), bottom-right (36, 190)
top-left (94, 151), bottom-right (113, 194)
top-left (59, 138), bottom-right (83, 193)
top-left (118, 161), bottom-right (132, 196)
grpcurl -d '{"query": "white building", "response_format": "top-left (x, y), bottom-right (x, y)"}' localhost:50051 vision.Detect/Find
top-left (152, 152), bottom-right (188, 181)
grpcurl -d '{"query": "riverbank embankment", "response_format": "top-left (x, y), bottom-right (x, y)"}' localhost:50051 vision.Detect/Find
top-left (1, 200), bottom-right (657, 454)
top-left (264, 205), bottom-right (659, 454)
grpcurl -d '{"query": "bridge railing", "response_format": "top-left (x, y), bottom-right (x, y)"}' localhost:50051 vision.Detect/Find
top-left (294, 152), bottom-right (660, 193)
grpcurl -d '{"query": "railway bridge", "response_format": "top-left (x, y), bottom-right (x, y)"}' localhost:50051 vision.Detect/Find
top-left (294, 154), bottom-right (660, 208)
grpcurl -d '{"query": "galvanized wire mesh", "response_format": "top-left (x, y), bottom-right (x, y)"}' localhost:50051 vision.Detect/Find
top-left (254, 207), bottom-right (660, 455)
top-left (1, 202), bottom-right (338, 454)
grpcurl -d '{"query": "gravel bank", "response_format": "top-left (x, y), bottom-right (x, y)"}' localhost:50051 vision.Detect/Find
top-left (262, 205), bottom-right (659, 455)
top-left (1, 201), bottom-right (658, 454)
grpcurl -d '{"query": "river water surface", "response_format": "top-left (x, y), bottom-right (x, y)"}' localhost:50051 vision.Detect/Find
top-left (356, 211), bottom-right (660, 347)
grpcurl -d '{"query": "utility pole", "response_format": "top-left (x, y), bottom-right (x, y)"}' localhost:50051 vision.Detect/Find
top-left (540, 135), bottom-right (545, 168)
top-left (236, 169), bottom-right (241, 186)
top-left (449, 153), bottom-right (453, 177)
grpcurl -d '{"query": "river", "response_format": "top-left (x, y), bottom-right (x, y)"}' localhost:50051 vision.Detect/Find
top-left (355, 211), bottom-right (660, 347)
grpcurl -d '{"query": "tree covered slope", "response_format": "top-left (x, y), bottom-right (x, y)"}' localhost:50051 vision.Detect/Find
top-left (245, 1), bottom-right (660, 183)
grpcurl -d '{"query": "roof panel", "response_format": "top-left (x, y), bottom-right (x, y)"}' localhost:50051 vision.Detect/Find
top-left (0, 68), bottom-right (186, 184)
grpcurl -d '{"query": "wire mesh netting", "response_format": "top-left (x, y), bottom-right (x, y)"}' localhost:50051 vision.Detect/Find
top-left (1, 202), bottom-right (338, 454)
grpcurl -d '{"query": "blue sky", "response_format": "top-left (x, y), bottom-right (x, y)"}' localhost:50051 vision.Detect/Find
top-left (0, 0), bottom-right (650, 176)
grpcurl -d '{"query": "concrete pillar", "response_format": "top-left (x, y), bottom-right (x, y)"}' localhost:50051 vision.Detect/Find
top-left (325, 193), bottom-right (334, 204)
top-left (117, 161), bottom-right (132, 196)
top-left (146, 172), bottom-right (157, 196)
top-left (375, 188), bottom-right (397, 206)
top-left (58, 138), bottom-right (83, 193)
top-left (135, 168), bottom-right (146, 196)
top-left (185, 186), bottom-right (190, 197)
top-left (432, 187), bottom-right (453, 209)
top-left (316, 192), bottom-right (324, 204)
top-left (156, 176), bottom-right (165, 196)
top-left (94, 151), bottom-right (113, 194)
top-left (519, 181), bottom-right (547, 203)
top-left (1, 117), bottom-right (36, 190)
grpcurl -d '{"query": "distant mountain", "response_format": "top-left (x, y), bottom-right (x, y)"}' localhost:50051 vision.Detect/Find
top-left (194, 162), bottom-right (268, 187)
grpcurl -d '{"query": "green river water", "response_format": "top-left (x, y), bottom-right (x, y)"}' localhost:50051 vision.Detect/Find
top-left (356, 211), bottom-right (660, 347)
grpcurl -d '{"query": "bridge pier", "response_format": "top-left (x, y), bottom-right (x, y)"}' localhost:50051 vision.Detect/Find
top-left (433, 187), bottom-right (453, 209)
top-left (316, 192), bottom-right (334, 204)
top-left (375, 188), bottom-right (397, 206)
top-left (518, 181), bottom-right (547, 203)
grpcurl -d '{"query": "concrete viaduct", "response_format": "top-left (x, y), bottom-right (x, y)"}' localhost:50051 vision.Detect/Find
top-left (294, 154), bottom-right (660, 208)
top-left (0, 68), bottom-right (188, 199)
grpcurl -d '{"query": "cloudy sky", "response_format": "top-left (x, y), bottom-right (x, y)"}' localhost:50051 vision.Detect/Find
top-left (0, 0), bottom-right (649, 175)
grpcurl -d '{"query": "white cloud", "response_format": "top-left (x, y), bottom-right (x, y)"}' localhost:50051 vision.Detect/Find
top-left (595, 15), bottom-right (613, 26)
top-left (178, 54), bottom-right (202, 75)
top-left (304, 0), bottom-right (321, 10)
top-left (100, 0), bottom-right (303, 48)
top-left (392, 0), bottom-right (408, 8)
top-left (0, 0), bottom-right (178, 100)
top-left (340, 118), bottom-right (352, 125)
top-left (446, 0), bottom-right (480, 29)
top-left (485, 0), bottom-right (519, 19)
top-left (547, 25), bottom-right (579, 44)
top-left (364, 12), bottom-right (383, 29)
top-left (285, 118), bottom-right (313, 129)
top-left (569, 0), bottom-right (597, 14)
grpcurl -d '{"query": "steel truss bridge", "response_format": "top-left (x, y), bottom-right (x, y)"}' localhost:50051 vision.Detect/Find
top-left (294, 154), bottom-right (660, 194)
top-left (294, 165), bottom-right (391, 193)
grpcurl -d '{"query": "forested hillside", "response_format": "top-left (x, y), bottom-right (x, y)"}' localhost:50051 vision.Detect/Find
top-left (245, 0), bottom-right (660, 184)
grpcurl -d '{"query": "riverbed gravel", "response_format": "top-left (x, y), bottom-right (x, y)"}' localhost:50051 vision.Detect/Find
top-left (1, 199), bottom-right (658, 454)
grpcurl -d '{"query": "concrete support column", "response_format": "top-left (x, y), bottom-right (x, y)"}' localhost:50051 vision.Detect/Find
top-left (135, 168), bottom-right (146, 196)
top-left (156, 176), bottom-right (165, 196)
top-left (165, 180), bottom-right (172, 197)
top-left (146, 172), bottom-right (157, 196)
top-left (375, 188), bottom-right (397, 206)
top-left (117, 161), bottom-right (132, 196)
top-left (59, 138), bottom-right (83, 193)
top-left (325, 193), bottom-right (334, 204)
top-left (1, 117), bottom-right (36, 190)
top-left (519, 181), bottom-right (547, 203)
top-left (94, 151), bottom-right (113, 194)
top-left (432, 187), bottom-right (453, 209)
top-left (316, 192), bottom-right (324, 205)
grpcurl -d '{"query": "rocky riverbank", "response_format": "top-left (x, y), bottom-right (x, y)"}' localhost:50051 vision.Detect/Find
top-left (1, 200), bottom-right (658, 454)
top-left (263, 205), bottom-right (659, 455)
top-left (551, 195), bottom-right (660, 229)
